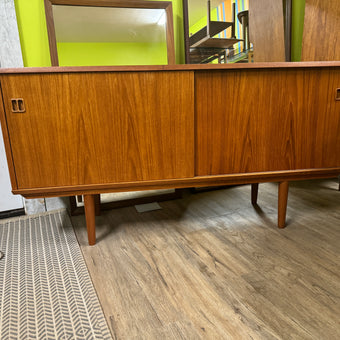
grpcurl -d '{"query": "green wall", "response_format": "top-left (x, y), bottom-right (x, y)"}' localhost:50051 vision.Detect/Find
top-left (14, 0), bottom-right (50, 66)
top-left (291, 0), bottom-right (306, 61)
top-left (57, 42), bottom-right (167, 66)
top-left (14, 0), bottom-right (185, 67)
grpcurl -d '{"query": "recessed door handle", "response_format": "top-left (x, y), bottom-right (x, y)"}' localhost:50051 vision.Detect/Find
top-left (336, 88), bottom-right (340, 101)
top-left (11, 98), bottom-right (26, 113)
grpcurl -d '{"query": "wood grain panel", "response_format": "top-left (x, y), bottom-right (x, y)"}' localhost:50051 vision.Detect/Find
top-left (165, 3), bottom-right (176, 64)
top-left (301, 0), bottom-right (340, 61)
top-left (12, 168), bottom-right (340, 199)
top-left (1, 62), bottom-right (340, 75)
top-left (249, 0), bottom-right (286, 62)
top-left (1, 71), bottom-right (194, 188)
top-left (196, 68), bottom-right (340, 176)
top-left (43, 0), bottom-right (59, 66)
top-left (49, 0), bottom-right (173, 9)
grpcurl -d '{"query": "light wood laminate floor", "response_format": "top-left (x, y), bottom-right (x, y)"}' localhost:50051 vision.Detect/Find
top-left (72, 179), bottom-right (340, 339)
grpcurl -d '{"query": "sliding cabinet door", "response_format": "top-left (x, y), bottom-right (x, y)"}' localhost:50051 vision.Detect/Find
top-left (1, 71), bottom-right (194, 189)
top-left (196, 68), bottom-right (340, 176)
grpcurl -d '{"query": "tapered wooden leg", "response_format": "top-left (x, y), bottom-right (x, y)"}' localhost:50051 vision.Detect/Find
top-left (251, 183), bottom-right (259, 205)
top-left (278, 181), bottom-right (289, 228)
top-left (84, 194), bottom-right (96, 246)
top-left (94, 194), bottom-right (101, 216)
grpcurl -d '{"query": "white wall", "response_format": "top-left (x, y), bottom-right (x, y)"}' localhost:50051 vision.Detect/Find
top-left (0, 127), bottom-right (24, 211)
top-left (0, 0), bottom-right (24, 212)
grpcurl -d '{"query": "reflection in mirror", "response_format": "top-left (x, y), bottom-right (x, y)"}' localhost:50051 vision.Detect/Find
top-left (184, 0), bottom-right (251, 64)
top-left (44, 0), bottom-right (175, 66)
top-left (249, 0), bottom-right (286, 62)
top-left (184, 0), bottom-right (289, 64)
top-left (53, 6), bottom-right (167, 66)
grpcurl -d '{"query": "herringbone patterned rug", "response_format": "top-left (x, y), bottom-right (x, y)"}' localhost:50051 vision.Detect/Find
top-left (0, 210), bottom-right (111, 339)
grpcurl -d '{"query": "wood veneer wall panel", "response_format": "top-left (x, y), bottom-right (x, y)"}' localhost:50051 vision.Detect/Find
top-left (301, 0), bottom-right (340, 61)
top-left (195, 68), bottom-right (340, 176)
top-left (1, 71), bottom-right (194, 189)
top-left (249, 0), bottom-right (286, 62)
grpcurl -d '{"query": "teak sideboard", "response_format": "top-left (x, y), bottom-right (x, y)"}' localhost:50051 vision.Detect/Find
top-left (1, 62), bottom-right (339, 245)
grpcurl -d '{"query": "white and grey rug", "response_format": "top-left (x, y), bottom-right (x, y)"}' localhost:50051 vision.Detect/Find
top-left (0, 210), bottom-right (111, 339)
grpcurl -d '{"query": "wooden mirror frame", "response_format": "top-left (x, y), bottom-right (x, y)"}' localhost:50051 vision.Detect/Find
top-left (44, 0), bottom-right (176, 66)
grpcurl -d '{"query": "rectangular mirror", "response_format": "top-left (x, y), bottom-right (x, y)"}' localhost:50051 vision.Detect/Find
top-left (44, 0), bottom-right (175, 66)
top-left (183, 0), bottom-right (291, 64)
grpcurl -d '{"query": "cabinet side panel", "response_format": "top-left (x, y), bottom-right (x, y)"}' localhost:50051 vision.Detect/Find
top-left (2, 71), bottom-right (194, 188)
top-left (196, 68), bottom-right (340, 176)
top-left (0, 78), bottom-right (18, 190)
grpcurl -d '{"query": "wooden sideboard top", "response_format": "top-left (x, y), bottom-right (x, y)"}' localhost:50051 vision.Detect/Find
top-left (0, 61), bottom-right (339, 74)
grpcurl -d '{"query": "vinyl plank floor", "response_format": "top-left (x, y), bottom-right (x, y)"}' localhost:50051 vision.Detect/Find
top-left (72, 179), bottom-right (340, 339)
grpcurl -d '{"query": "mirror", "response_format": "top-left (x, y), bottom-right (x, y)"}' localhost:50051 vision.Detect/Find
top-left (44, 0), bottom-right (175, 66)
top-left (183, 0), bottom-right (290, 64)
